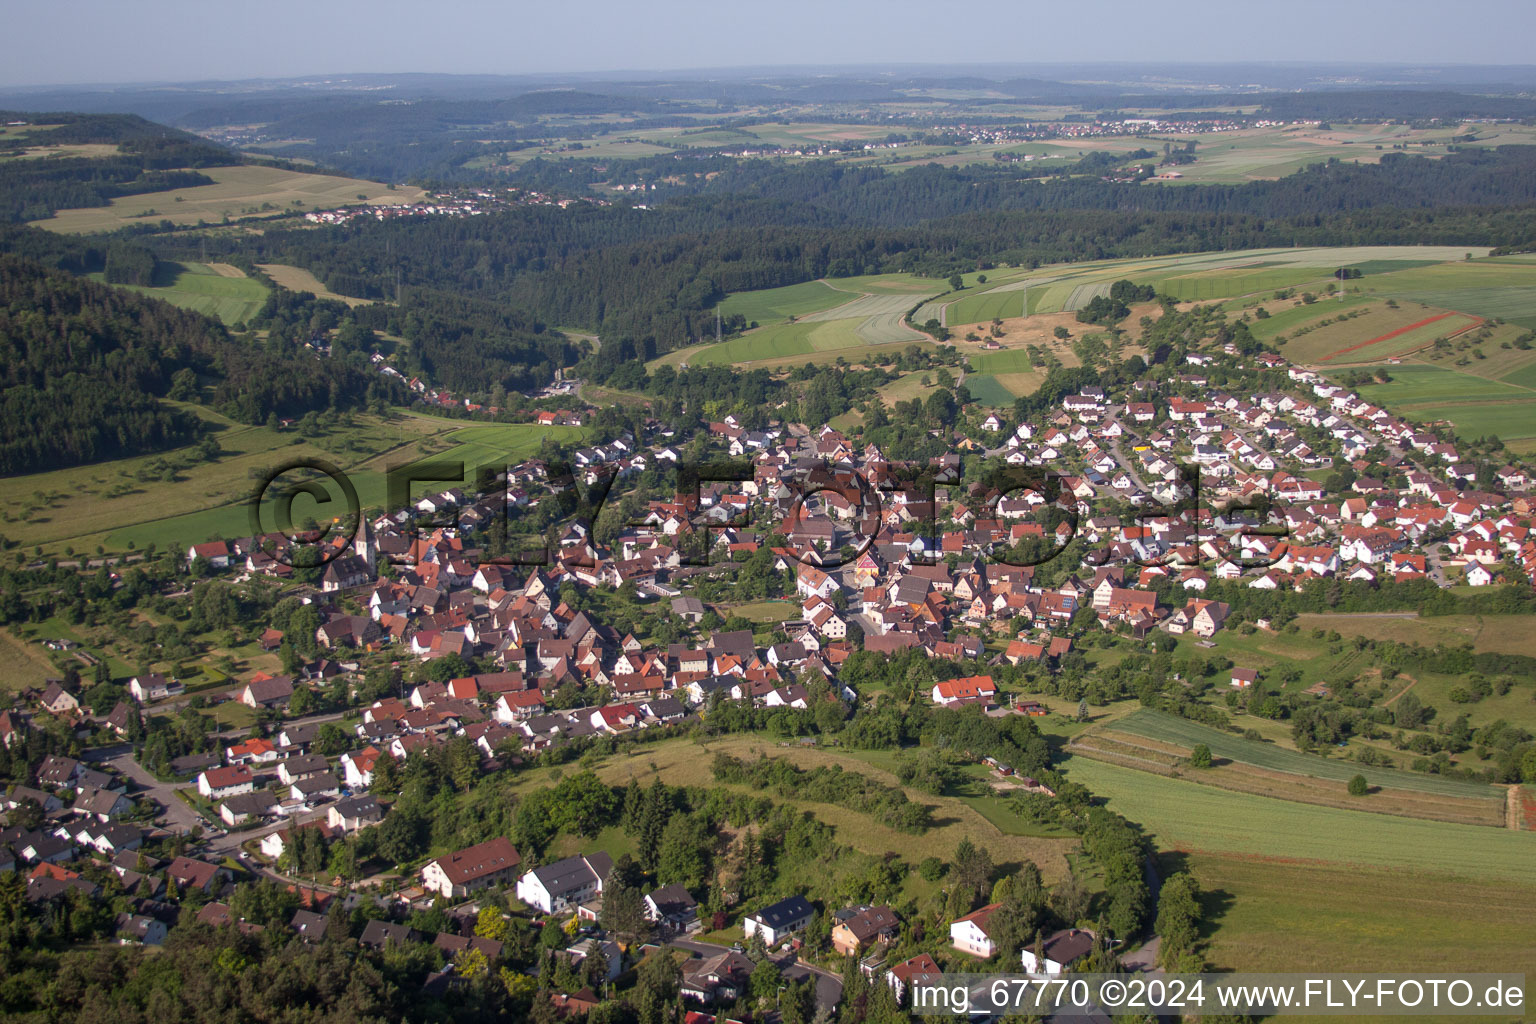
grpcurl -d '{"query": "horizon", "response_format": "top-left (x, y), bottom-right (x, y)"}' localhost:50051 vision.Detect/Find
top-left (6, 0), bottom-right (1536, 89)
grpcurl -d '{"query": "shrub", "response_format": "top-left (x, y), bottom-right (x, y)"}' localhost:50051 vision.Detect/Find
top-left (1348, 774), bottom-right (1369, 796)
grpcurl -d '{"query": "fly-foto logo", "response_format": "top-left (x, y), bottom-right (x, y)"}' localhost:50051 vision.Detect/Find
top-left (245, 454), bottom-right (1290, 572)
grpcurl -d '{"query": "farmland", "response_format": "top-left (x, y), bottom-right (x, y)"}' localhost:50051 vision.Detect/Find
top-left (92, 260), bottom-right (269, 324)
top-left (1183, 852), bottom-right (1536, 975)
top-left (1059, 755), bottom-right (1536, 884)
top-left (1359, 364), bottom-right (1536, 441)
top-left (32, 164), bottom-right (426, 234)
top-left (651, 275), bottom-right (935, 369)
top-left (257, 263), bottom-right (376, 307)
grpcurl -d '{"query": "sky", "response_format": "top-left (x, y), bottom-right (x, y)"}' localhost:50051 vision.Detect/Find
top-left (4, 0), bottom-right (1534, 88)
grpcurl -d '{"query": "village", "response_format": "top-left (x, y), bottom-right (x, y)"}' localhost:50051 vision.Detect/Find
top-left (3, 329), bottom-right (1534, 1018)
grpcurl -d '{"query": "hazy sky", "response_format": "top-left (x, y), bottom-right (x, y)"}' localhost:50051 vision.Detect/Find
top-left (5, 0), bottom-right (1533, 87)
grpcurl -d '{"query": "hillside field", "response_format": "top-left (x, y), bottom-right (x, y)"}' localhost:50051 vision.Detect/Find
top-left (32, 164), bottom-right (427, 234)
top-left (92, 260), bottom-right (269, 324)
top-left (1059, 755), bottom-right (1536, 883)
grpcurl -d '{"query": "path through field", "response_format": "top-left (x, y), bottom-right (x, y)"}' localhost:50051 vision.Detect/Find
top-left (1508, 786), bottom-right (1520, 831)
top-left (206, 263), bottom-right (248, 278)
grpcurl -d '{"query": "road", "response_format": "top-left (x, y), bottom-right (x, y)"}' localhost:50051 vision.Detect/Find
top-left (669, 937), bottom-right (843, 1014)
top-left (88, 742), bottom-right (211, 837)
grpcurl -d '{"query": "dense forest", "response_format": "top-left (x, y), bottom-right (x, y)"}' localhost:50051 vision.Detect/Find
top-left (0, 255), bottom-right (402, 475)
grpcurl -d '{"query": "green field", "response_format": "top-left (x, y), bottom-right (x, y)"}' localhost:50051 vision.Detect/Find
top-left (717, 280), bottom-right (850, 323)
top-left (1356, 259), bottom-right (1536, 329)
top-left (1060, 756), bottom-right (1536, 883)
top-left (33, 164), bottom-right (427, 234)
top-left (1360, 364), bottom-right (1536, 440)
top-left (1185, 852), bottom-right (1536, 975)
top-left (95, 261), bottom-right (269, 324)
top-left (1109, 709), bottom-right (1501, 800)
top-left (962, 374), bottom-right (1017, 407)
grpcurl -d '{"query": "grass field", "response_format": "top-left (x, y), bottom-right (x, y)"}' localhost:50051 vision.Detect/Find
top-left (963, 374), bottom-right (1017, 407)
top-left (717, 280), bottom-right (849, 323)
top-left (1275, 301), bottom-right (1470, 363)
top-left (1359, 364), bottom-right (1536, 440)
top-left (653, 276), bottom-right (935, 369)
top-left (1060, 755), bottom-right (1536, 883)
top-left (1, 407), bottom-right (586, 557)
top-left (1184, 852), bottom-right (1536, 975)
top-left (33, 164), bottom-right (427, 234)
top-left (94, 260), bottom-right (269, 324)
top-left (257, 264), bottom-right (376, 306)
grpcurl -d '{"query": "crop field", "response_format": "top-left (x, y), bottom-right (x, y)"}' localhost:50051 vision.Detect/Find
top-left (1059, 755), bottom-right (1536, 884)
top-left (1359, 365), bottom-right (1536, 440)
top-left (1184, 853), bottom-right (1536, 974)
top-left (654, 278), bottom-right (933, 368)
top-left (34, 164), bottom-right (427, 234)
top-left (716, 280), bottom-right (848, 323)
top-left (1275, 302), bottom-right (1469, 363)
top-left (1356, 259), bottom-right (1536, 329)
top-left (95, 260), bottom-right (269, 324)
top-left (1316, 311), bottom-right (1483, 363)
top-left (1153, 265), bottom-right (1330, 302)
top-left (1292, 612), bottom-right (1536, 659)
top-left (1108, 709), bottom-right (1502, 800)
top-left (257, 263), bottom-right (375, 306)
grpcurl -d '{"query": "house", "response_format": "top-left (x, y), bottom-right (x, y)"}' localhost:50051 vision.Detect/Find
top-left (681, 950), bottom-right (755, 1004)
top-left (643, 883), bottom-right (699, 930)
top-left (931, 675), bottom-right (997, 706)
top-left (360, 919), bottom-right (417, 950)
top-left (1230, 668), bottom-right (1258, 689)
top-left (166, 856), bottom-right (223, 893)
top-left (421, 836), bottom-right (523, 899)
top-left (116, 913), bottom-right (168, 946)
top-left (40, 682), bottom-right (80, 714)
top-left (127, 674), bottom-right (183, 703)
top-left (1020, 928), bottom-right (1096, 975)
top-left (886, 952), bottom-right (942, 1003)
top-left (514, 852), bottom-right (614, 914)
top-left (197, 765), bottom-right (255, 800)
top-left (327, 794), bottom-right (383, 833)
top-left (241, 675), bottom-right (295, 709)
top-left (950, 902), bottom-right (1002, 958)
top-left (742, 894), bottom-right (814, 945)
top-left (831, 904), bottom-right (900, 957)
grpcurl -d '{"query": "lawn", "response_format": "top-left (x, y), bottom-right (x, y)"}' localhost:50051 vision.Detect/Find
top-left (0, 628), bottom-right (65, 692)
top-left (33, 164), bottom-right (427, 234)
top-left (963, 374), bottom-right (1017, 407)
top-left (1060, 755), bottom-right (1536, 883)
top-left (94, 261), bottom-right (270, 325)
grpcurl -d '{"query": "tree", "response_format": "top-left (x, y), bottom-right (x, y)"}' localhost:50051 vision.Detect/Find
top-left (1076, 699), bottom-right (1088, 723)
top-left (1189, 743), bottom-right (1213, 768)
top-left (1155, 873), bottom-right (1202, 969)
top-left (750, 957), bottom-right (784, 1006)
top-left (1348, 774), bottom-right (1369, 796)
top-left (476, 906), bottom-right (511, 942)
top-left (948, 274), bottom-right (964, 291)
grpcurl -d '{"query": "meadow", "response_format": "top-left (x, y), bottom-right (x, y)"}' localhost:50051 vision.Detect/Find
top-left (716, 279), bottom-right (850, 323)
top-left (1107, 708), bottom-right (1502, 800)
top-left (1183, 852), bottom-right (1536, 975)
top-left (91, 261), bottom-right (269, 325)
top-left (33, 164), bottom-right (426, 233)
top-left (1059, 755), bottom-right (1536, 883)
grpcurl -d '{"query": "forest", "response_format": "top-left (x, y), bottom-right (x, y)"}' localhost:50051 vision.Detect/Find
top-left (0, 255), bottom-right (401, 475)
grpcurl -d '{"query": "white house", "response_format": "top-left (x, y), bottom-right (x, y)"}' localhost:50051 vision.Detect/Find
top-left (949, 903), bottom-right (1001, 958)
top-left (742, 894), bottom-right (814, 945)
top-left (514, 852), bottom-right (614, 915)
top-left (1020, 928), bottom-right (1096, 975)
